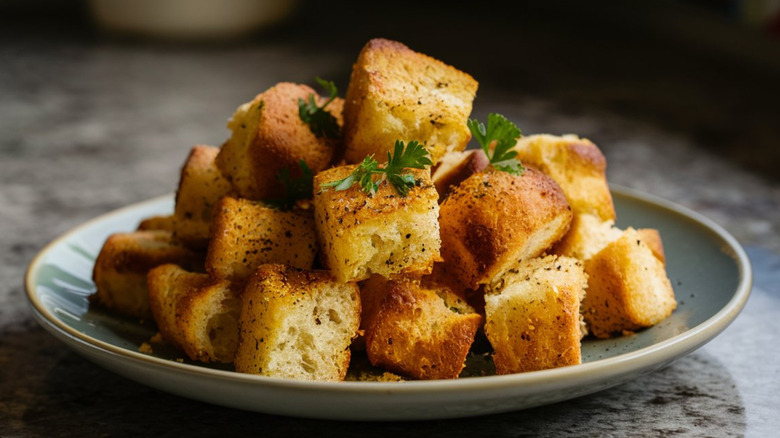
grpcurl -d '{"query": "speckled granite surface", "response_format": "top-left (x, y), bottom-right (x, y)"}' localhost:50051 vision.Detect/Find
top-left (2, 2), bottom-right (780, 436)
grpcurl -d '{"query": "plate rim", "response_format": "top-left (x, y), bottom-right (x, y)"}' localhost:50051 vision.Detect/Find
top-left (24, 184), bottom-right (753, 397)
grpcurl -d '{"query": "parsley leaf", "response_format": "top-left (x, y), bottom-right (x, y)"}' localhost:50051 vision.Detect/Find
top-left (298, 77), bottom-right (340, 139)
top-left (467, 113), bottom-right (524, 175)
top-left (267, 160), bottom-right (314, 209)
top-left (320, 140), bottom-right (431, 197)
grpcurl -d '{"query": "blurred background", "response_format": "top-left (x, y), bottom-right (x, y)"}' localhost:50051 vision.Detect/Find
top-left (2, 0), bottom-right (779, 178)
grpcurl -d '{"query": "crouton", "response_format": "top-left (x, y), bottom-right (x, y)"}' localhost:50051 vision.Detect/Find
top-left (637, 228), bottom-right (666, 264)
top-left (175, 275), bottom-right (241, 363)
top-left (173, 145), bottom-right (233, 249)
top-left (360, 275), bottom-right (482, 380)
top-left (439, 168), bottom-right (573, 290)
top-left (148, 264), bottom-right (241, 363)
top-left (91, 230), bottom-right (204, 319)
top-left (484, 255), bottom-right (587, 374)
top-left (205, 196), bottom-right (317, 283)
top-left (343, 38), bottom-right (478, 165)
top-left (147, 264), bottom-right (208, 351)
top-left (431, 149), bottom-right (489, 200)
top-left (514, 134), bottom-right (615, 221)
top-left (553, 213), bottom-right (623, 261)
top-left (137, 214), bottom-right (175, 232)
top-left (234, 264), bottom-right (361, 381)
top-left (313, 164), bottom-right (441, 283)
top-left (216, 82), bottom-right (344, 200)
top-left (581, 228), bottom-right (677, 338)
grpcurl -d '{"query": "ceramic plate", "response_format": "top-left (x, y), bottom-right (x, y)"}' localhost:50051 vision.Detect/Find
top-left (25, 185), bottom-right (752, 420)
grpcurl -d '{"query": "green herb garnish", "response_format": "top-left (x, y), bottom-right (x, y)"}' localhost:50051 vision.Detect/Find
top-left (467, 113), bottom-right (524, 175)
top-left (321, 140), bottom-right (432, 197)
top-left (298, 77), bottom-right (340, 139)
top-left (267, 160), bottom-right (314, 209)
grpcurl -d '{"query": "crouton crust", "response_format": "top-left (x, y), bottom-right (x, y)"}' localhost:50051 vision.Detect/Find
top-left (173, 145), bottom-right (233, 249)
top-left (343, 38), bottom-right (478, 165)
top-left (216, 82), bottom-right (343, 200)
top-left (205, 196), bottom-right (317, 282)
top-left (637, 228), bottom-right (666, 265)
top-left (514, 134), bottom-right (615, 221)
top-left (313, 165), bottom-right (441, 282)
top-left (439, 167), bottom-right (573, 289)
top-left (431, 149), bottom-right (490, 200)
top-left (137, 214), bottom-right (175, 232)
top-left (553, 213), bottom-right (623, 261)
top-left (147, 264), bottom-right (241, 363)
top-left (484, 255), bottom-right (587, 374)
top-left (91, 230), bottom-right (204, 319)
top-left (360, 275), bottom-right (482, 380)
top-left (582, 228), bottom-right (676, 338)
top-left (147, 264), bottom-right (212, 351)
top-left (175, 276), bottom-right (241, 363)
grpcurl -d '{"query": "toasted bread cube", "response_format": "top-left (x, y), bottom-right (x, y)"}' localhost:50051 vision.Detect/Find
top-left (216, 82), bottom-right (343, 200)
top-left (553, 213), bottom-right (667, 264)
top-left (313, 165), bottom-right (441, 283)
top-left (177, 279), bottom-right (241, 363)
top-left (137, 214), bottom-right (175, 232)
top-left (637, 228), bottom-right (666, 264)
top-left (343, 38), bottom-right (478, 165)
top-left (234, 264), bottom-right (361, 381)
top-left (582, 228), bottom-right (677, 338)
top-left (147, 264), bottom-right (207, 351)
top-left (439, 168), bottom-right (573, 290)
top-left (360, 275), bottom-right (482, 380)
top-left (148, 265), bottom-right (241, 363)
top-left (205, 196), bottom-right (317, 283)
top-left (173, 145), bottom-right (233, 249)
top-left (553, 213), bottom-right (623, 261)
top-left (514, 134), bottom-right (615, 221)
top-left (91, 230), bottom-right (204, 319)
top-left (484, 255), bottom-right (587, 374)
top-left (431, 149), bottom-right (489, 200)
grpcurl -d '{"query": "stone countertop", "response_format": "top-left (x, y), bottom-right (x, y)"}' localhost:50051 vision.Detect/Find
top-left (2, 2), bottom-right (780, 436)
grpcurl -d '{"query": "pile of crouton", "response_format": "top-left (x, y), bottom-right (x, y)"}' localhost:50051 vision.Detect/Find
top-left (91, 38), bottom-right (676, 381)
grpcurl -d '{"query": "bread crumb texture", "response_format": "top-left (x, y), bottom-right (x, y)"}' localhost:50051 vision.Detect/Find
top-left (314, 165), bottom-right (441, 283)
top-left (484, 255), bottom-right (587, 374)
top-left (235, 264), bottom-right (361, 381)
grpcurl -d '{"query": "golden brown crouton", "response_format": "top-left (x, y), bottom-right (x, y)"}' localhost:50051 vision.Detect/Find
top-left (175, 275), bottom-right (241, 363)
top-left (173, 145), bottom-right (233, 249)
top-left (343, 38), bottom-right (478, 165)
top-left (514, 134), bottom-right (615, 221)
top-left (582, 228), bottom-right (677, 338)
top-left (91, 230), bottom-right (204, 319)
top-left (313, 165), bottom-right (441, 283)
top-left (216, 82), bottom-right (343, 200)
top-left (439, 168), bottom-right (573, 290)
top-left (431, 149), bottom-right (489, 200)
top-left (360, 275), bottom-right (482, 380)
top-left (148, 265), bottom-right (241, 363)
top-left (552, 213), bottom-right (623, 261)
top-left (147, 264), bottom-right (208, 351)
top-left (205, 196), bottom-right (317, 283)
top-left (137, 214), bottom-right (175, 232)
top-left (637, 228), bottom-right (666, 264)
top-left (234, 264), bottom-right (361, 381)
top-left (484, 255), bottom-right (587, 374)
